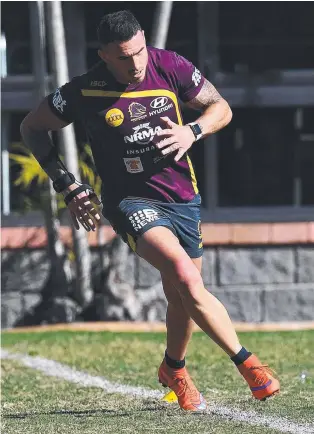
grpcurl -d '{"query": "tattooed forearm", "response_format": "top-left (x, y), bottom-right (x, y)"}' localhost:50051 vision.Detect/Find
top-left (199, 100), bottom-right (232, 135)
top-left (186, 79), bottom-right (222, 111)
top-left (20, 124), bottom-right (67, 181)
top-left (185, 79), bottom-right (232, 136)
top-left (20, 98), bottom-right (71, 181)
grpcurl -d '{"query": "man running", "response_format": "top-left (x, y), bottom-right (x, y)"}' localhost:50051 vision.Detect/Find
top-left (21, 10), bottom-right (280, 411)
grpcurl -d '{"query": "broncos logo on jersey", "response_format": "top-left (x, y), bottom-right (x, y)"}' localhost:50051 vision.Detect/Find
top-left (128, 102), bottom-right (147, 121)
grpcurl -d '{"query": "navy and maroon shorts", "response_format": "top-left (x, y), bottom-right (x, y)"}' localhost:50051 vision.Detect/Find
top-left (103, 194), bottom-right (203, 258)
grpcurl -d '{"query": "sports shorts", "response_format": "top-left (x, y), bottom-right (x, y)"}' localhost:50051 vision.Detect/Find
top-left (103, 194), bottom-right (203, 258)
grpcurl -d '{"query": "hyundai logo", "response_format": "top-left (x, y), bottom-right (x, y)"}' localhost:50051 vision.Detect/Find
top-left (150, 97), bottom-right (168, 109)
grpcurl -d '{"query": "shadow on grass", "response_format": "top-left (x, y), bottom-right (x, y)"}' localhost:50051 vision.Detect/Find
top-left (4, 406), bottom-right (163, 419)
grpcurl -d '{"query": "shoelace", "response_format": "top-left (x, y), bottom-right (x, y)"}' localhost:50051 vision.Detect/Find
top-left (173, 377), bottom-right (199, 401)
top-left (249, 364), bottom-right (276, 385)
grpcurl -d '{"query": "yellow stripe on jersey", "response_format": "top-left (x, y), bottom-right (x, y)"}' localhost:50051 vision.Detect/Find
top-left (126, 233), bottom-right (136, 252)
top-left (81, 88), bottom-right (182, 124)
top-left (174, 99), bottom-right (199, 194)
top-left (186, 154), bottom-right (199, 194)
top-left (81, 88), bottom-right (199, 194)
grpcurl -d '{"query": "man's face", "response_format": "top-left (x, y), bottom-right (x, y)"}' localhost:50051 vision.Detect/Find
top-left (99, 30), bottom-right (148, 84)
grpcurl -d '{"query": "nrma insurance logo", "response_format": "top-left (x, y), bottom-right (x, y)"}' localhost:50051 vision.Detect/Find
top-left (124, 123), bottom-right (162, 145)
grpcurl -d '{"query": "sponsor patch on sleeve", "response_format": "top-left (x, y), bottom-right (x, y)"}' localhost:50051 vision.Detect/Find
top-left (192, 68), bottom-right (202, 87)
top-left (52, 88), bottom-right (67, 113)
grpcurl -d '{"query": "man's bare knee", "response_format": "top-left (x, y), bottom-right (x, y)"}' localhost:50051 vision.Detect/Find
top-left (136, 226), bottom-right (204, 300)
top-left (172, 260), bottom-right (204, 300)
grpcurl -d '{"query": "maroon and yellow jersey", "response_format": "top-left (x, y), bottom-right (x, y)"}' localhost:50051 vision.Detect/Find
top-left (47, 46), bottom-right (205, 207)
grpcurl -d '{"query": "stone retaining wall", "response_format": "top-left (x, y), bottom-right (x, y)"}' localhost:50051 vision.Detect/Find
top-left (2, 242), bottom-right (314, 329)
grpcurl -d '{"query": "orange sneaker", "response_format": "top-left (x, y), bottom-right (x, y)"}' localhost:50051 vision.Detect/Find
top-left (237, 354), bottom-right (280, 401)
top-left (158, 359), bottom-right (207, 412)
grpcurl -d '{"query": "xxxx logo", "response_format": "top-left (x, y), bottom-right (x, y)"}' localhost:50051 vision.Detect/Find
top-left (105, 108), bottom-right (124, 127)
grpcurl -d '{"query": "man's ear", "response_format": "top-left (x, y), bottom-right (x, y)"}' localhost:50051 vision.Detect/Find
top-left (98, 48), bottom-right (107, 63)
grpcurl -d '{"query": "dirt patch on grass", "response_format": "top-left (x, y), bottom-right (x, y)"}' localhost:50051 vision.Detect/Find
top-left (5, 321), bottom-right (314, 333)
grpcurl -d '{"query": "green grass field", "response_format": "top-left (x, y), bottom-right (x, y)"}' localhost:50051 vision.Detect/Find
top-left (1, 330), bottom-right (314, 434)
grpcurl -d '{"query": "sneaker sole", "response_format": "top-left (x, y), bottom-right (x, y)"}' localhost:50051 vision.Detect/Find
top-left (262, 390), bottom-right (280, 401)
top-left (256, 390), bottom-right (280, 401)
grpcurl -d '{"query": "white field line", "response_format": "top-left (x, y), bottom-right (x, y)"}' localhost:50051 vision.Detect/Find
top-left (2, 349), bottom-right (314, 434)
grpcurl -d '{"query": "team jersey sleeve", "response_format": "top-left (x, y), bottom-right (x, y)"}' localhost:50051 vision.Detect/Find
top-left (172, 53), bottom-right (205, 103)
top-left (47, 78), bottom-right (83, 123)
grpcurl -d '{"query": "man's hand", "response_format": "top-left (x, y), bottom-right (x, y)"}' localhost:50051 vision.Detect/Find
top-left (156, 117), bottom-right (195, 162)
top-left (62, 183), bottom-right (102, 232)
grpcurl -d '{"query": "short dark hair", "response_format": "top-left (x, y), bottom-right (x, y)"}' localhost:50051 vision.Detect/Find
top-left (97, 10), bottom-right (142, 46)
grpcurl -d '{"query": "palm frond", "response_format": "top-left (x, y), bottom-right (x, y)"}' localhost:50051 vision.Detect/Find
top-left (9, 153), bottom-right (48, 187)
top-left (57, 194), bottom-right (67, 210)
top-left (80, 143), bottom-right (102, 196)
top-left (67, 249), bottom-right (76, 262)
top-left (80, 160), bottom-right (95, 187)
top-left (10, 141), bottom-right (102, 210)
top-left (94, 175), bottom-right (102, 197)
top-left (83, 143), bottom-right (93, 159)
top-left (11, 141), bottom-right (30, 154)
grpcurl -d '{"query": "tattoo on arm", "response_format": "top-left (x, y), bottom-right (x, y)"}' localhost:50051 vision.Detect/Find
top-left (21, 126), bottom-right (67, 181)
top-left (186, 79), bottom-right (222, 110)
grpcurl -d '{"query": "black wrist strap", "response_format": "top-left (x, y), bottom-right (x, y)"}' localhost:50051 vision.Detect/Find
top-left (52, 172), bottom-right (75, 193)
top-left (188, 123), bottom-right (202, 141)
top-left (64, 184), bottom-right (95, 206)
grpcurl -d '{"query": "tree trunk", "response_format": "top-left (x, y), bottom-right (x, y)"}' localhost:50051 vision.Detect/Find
top-left (150, 2), bottom-right (173, 49)
top-left (30, 1), bottom-right (72, 298)
top-left (42, 183), bottom-right (73, 296)
top-left (45, 1), bottom-right (93, 307)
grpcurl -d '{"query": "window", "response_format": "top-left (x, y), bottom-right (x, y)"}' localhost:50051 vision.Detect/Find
top-left (219, 3), bottom-right (314, 72)
top-left (218, 108), bottom-right (314, 207)
top-left (1, 2), bottom-right (32, 74)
